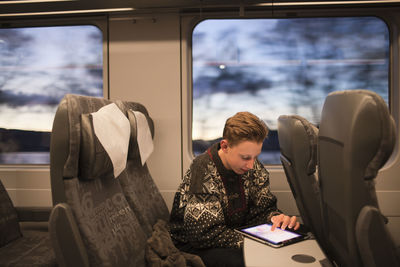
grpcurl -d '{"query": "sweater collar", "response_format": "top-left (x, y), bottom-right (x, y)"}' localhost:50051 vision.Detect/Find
top-left (209, 142), bottom-right (240, 181)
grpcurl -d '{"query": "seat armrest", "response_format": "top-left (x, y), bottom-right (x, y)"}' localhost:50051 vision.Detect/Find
top-left (49, 203), bottom-right (89, 267)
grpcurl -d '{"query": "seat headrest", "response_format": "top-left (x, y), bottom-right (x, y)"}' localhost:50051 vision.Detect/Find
top-left (59, 94), bottom-right (155, 179)
top-left (321, 90), bottom-right (396, 180)
top-left (79, 103), bottom-right (130, 180)
top-left (62, 94), bottom-right (113, 179)
top-left (278, 115), bottom-right (318, 175)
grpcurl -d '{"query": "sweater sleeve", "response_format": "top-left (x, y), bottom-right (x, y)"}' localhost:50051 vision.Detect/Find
top-left (170, 167), bottom-right (243, 249)
top-left (246, 159), bottom-right (281, 226)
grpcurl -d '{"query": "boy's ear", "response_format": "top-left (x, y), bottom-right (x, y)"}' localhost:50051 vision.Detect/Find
top-left (220, 139), bottom-right (229, 151)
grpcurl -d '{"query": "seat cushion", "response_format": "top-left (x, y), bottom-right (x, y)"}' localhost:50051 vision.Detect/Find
top-left (0, 230), bottom-right (56, 266)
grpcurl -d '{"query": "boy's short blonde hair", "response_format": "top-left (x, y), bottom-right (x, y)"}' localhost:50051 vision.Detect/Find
top-left (222, 111), bottom-right (268, 147)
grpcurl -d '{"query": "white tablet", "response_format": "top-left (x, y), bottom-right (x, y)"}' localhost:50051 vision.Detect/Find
top-left (235, 223), bottom-right (308, 248)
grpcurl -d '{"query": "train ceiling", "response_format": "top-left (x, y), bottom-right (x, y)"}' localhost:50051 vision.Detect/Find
top-left (0, 0), bottom-right (400, 18)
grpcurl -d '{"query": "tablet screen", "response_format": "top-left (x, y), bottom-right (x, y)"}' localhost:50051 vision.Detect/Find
top-left (236, 223), bottom-right (306, 247)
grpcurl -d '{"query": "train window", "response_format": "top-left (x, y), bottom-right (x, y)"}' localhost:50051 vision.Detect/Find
top-left (192, 17), bottom-right (389, 164)
top-left (0, 25), bottom-right (103, 165)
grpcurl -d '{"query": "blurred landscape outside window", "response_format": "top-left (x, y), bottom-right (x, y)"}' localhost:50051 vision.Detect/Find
top-left (0, 25), bottom-right (103, 164)
top-left (192, 17), bottom-right (389, 164)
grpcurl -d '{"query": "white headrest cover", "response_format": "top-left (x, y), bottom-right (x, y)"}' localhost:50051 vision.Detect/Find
top-left (92, 103), bottom-right (130, 178)
top-left (129, 110), bottom-right (154, 165)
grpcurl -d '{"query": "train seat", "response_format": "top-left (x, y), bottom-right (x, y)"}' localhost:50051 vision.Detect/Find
top-left (0, 178), bottom-right (56, 266)
top-left (48, 94), bottom-right (153, 266)
top-left (48, 94), bottom-right (201, 267)
top-left (277, 115), bottom-right (332, 264)
top-left (318, 89), bottom-right (400, 267)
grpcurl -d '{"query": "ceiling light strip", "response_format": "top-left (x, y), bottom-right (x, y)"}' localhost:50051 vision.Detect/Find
top-left (0, 7), bottom-right (135, 17)
top-left (256, 0), bottom-right (400, 6)
top-left (0, 0), bottom-right (76, 4)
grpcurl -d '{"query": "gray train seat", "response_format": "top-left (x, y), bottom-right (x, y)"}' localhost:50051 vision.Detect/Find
top-left (49, 94), bottom-right (147, 266)
top-left (277, 115), bottom-right (332, 264)
top-left (48, 94), bottom-right (160, 266)
top-left (48, 94), bottom-right (201, 267)
top-left (318, 89), bottom-right (400, 267)
top-left (0, 178), bottom-right (56, 266)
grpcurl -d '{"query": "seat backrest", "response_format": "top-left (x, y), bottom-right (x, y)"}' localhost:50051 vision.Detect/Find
top-left (318, 89), bottom-right (397, 267)
top-left (277, 115), bottom-right (330, 258)
top-left (118, 108), bottom-right (169, 237)
top-left (0, 178), bottom-right (22, 247)
top-left (49, 94), bottom-right (157, 267)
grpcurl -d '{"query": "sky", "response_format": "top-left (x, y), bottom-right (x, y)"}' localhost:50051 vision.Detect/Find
top-left (0, 18), bottom-right (389, 139)
top-left (0, 25), bottom-right (103, 132)
top-left (191, 17), bottom-right (389, 140)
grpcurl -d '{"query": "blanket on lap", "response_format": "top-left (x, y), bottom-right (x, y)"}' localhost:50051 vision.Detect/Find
top-left (145, 220), bottom-right (205, 267)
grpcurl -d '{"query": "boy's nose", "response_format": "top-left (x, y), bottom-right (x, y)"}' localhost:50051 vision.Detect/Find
top-left (246, 159), bottom-right (255, 170)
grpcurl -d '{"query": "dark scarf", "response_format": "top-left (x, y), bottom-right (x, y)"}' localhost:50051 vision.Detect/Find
top-left (207, 143), bottom-right (247, 226)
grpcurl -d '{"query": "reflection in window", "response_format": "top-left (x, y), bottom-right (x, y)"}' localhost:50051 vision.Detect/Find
top-left (0, 25), bottom-right (103, 164)
top-left (192, 17), bottom-right (389, 164)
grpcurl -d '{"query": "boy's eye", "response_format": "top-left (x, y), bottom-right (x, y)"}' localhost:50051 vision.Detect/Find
top-left (241, 156), bottom-right (251, 160)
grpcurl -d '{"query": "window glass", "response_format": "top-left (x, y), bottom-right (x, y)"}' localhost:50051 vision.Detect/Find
top-left (192, 17), bottom-right (389, 164)
top-left (0, 25), bottom-right (103, 164)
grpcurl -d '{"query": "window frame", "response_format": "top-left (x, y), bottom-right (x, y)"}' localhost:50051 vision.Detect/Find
top-left (0, 15), bottom-right (109, 169)
top-left (180, 8), bottom-right (397, 172)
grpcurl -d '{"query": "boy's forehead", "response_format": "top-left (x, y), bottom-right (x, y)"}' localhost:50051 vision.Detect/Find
top-left (230, 140), bottom-right (263, 152)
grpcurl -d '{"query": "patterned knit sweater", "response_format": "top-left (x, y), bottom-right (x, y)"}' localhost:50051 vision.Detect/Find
top-left (169, 143), bottom-right (281, 250)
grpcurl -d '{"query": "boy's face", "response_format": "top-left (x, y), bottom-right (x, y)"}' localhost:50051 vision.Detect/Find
top-left (219, 139), bottom-right (263, 174)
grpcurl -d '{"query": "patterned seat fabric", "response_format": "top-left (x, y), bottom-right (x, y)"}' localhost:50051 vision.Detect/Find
top-left (119, 109), bottom-right (169, 238)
